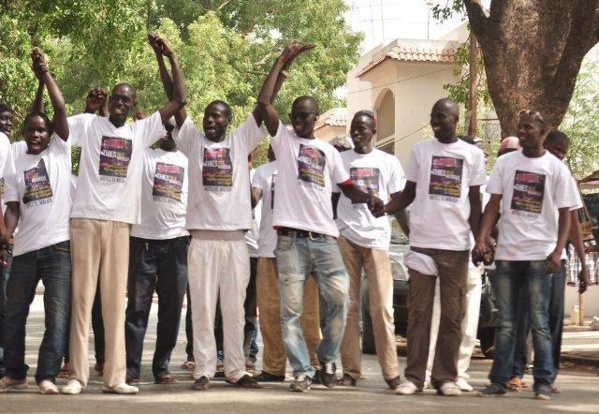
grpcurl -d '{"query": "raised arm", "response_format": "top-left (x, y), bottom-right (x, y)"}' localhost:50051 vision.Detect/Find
top-left (148, 34), bottom-right (187, 125)
top-left (31, 61), bottom-right (44, 114)
top-left (149, 33), bottom-right (187, 128)
top-left (257, 43), bottom-right (314, 136)
top-left (32, 48), bottom-right (68, 141)
top-left (84, 87), bottom-right (108, 117)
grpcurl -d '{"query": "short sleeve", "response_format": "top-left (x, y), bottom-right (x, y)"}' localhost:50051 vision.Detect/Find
top-left (173, 116), bottom-right (200, 157)
top-left (555, 165), bottom-right (582, 210)
top-left (0, 133), bottom-right (14, 180)
top-left (469, 148), bottom-right (487, 187)
top-left (330, 148), bottom-right (350, 185)
top-left (268, 121), bottom-right (286, 152)
top-left (235, 115), bottom-right (264, 155)
top-left (4, 172), bottom-right (19, 204)
top-left (131, 111), bottom-right (167, 148)
top-left (387, 156), bottom-right (405, 194)
top-left (67, 113), bottom-right (96, 148)
top-left (251, 166), bottom-right (264, 190)
top-left (405, 146), bottom-right (419, 183)
top-left (485, 159), bottom-right (504, 195)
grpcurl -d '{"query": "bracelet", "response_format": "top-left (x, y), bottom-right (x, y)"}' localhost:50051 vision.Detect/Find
top-left (281, 70), bottom-right (290, 78)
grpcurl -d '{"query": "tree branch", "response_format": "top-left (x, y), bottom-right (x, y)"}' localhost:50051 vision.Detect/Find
top-left (463, 0), bottom-right (489, 46)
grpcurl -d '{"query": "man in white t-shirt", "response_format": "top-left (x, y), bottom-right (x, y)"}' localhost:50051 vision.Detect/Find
top-left (0, 51), bottom-right (71, 394)
top-left (257, 44), bottom-right (385, 393)
top-left (61, 34), bottom-right (186, 396)
top-left (474, 111), bottom-right (580, 401)
top-left (334, 110), bottom-right (405, 390)
top-left (251, 146), bottom-right (321, 383)
top-left (124, 121), bottom-right (189, 385)
top-left (384, 98), bottom-right (486, 397)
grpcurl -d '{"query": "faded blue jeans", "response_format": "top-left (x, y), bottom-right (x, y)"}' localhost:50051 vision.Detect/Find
top-left (276, 233), bottom-right (349, 379)
top-left (3, 241), bottom-right (71, 384)
top-left (490, 260), bottom-right (553, 390)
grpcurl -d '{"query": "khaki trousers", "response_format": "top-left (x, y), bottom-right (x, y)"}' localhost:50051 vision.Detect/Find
top-left (69, 218), bottom-right (131, 388)
top-left (256, 257), bottom-right (321, 376)
top-left (338, 237), bottom-right (399, 381)
top-left (405, 247), bottom-right (469, 390)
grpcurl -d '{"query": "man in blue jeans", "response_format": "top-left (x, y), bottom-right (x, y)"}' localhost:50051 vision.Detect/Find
top-left (257, 43), bottom-right (384, 392)
top-left (508, 129), bottom-right (589, 392)
top-left (0, 49), bottom-right (72, 394)
top-left (474, 110), bottom-right (580, 400)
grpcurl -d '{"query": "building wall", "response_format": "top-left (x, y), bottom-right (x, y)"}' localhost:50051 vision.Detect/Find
top-left (347, 59), bottom-right (458, 169)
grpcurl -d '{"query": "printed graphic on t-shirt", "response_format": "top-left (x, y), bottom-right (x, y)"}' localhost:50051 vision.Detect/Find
top-left (23, 158), bottom-right (53, 207)
top-left (350, 167), bottom-right (380, 205)
top-left (429, 156), bottom-right (463, 202)
top-left (99, 136), bottom-right (132, 182)
top-left (270, 173), bottom-right (277, 210)
top-left (203, 147), bottom-right (232, 191)
top-left (152, 162), bottom-right (184, 204)
top-left (297, 144), bottom-right (325, 190)
top-left (511, 170), bottom-right (545, 216)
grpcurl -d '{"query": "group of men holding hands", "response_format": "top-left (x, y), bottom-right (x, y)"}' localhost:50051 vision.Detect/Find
top-left (0, 34), bottom-right (584, 403)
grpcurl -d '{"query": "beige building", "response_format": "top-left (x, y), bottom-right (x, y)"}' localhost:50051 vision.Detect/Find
top-left (346, 37), bottom-right (463, 168)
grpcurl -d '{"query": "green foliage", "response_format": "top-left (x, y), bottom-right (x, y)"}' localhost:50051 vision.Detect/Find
top-left (1, 0), bottom-right (361, 142)
top-left (443, 39), bottom-right (491, 109)
top-left (431, 0), bottom-right (466, 22)
top-left (560, 46), bottom-right (599, 180)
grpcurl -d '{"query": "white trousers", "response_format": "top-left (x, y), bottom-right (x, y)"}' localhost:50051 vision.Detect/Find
top-left (426, 267), bottom-right (483, 381)
top-left (188, 230), bottom-right (249, 382)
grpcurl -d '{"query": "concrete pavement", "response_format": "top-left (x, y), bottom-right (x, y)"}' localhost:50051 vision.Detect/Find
top-left (2, 294), bottom-right (599, 414)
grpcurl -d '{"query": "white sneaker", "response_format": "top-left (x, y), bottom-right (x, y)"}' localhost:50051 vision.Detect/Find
top-left (437, 381), bottom-right (462, 396)
top-left (102, 383), bottom-right (139, 394)
top-left (395, 380), bottom-right (421, 395)
top-left (61, 379), bottom-right (83, 395)
top-left (456, 378), bottom-right (473, 392)
top-left (38, 380), bottom-right (59, 394)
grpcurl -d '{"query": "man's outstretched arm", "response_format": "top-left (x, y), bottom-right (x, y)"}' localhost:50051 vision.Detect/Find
top-left (257, 43), bottom-right (314, 137)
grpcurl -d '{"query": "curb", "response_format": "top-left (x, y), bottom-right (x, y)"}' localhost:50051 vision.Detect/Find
top-left (561, 353), bottom-right (599, 369)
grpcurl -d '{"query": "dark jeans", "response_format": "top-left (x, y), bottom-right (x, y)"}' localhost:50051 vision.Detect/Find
top-left (512, 261), bottom-right (566, 383)
top-left (490, 260), bottom-right (553, 390)
top-left (0, 245), bottom-right (13, 378)
top-left (4, 241), bottom-right (71, 384)
top-left (125, 236), bottom-right (189, 379)
top-left (185, 285), bottom-right (193, 361)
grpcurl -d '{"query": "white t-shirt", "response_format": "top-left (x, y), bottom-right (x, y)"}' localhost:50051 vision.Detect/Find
top-left (131, 148), bottom-right (189, 240)
top-left (406, 138), bottom-right (487, 250)
top-left (487, 151), bottom-right (581, 260)
top-left (335, 149), bottom-right (405, 249)
top-left (173, 115), bottom-right (263, 231)
top-left (0, 132), bottom-right (15, 213)
top-left (252, 161), bottom-right (278, 257)
top-left (245, 168), bottom-right (261, 257)
top-left (270, 122), bottom-right (350, 237)
top-left (4, 136), bottom-right (72, 256)
top-left (67, 112), bottom-right (166, 224)
top-left (10, 140), bottom-right (27, 160)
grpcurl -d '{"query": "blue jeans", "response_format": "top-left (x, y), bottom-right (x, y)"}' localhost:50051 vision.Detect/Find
top-left (3, 241), bottom-right (71, 384)
top-left (512, 261), bottom-right (566, 383)
top-left (276, 234), bottom-right (349, 378)
top-left (490, 260), bottom-right (553, 389)
top-left (125, 236), bottom-right (189, 379)
top-left (0, 245), bottom-right (13, 378)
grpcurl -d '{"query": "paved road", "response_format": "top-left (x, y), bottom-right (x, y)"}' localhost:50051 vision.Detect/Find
top-left (2, 296), bottom-right (599, 414)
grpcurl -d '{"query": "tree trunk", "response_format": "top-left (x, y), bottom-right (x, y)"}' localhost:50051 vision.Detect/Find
top-left (467, 33), bottom-right (479, 137)
top-left (464, 0), bottom-right (599, 138)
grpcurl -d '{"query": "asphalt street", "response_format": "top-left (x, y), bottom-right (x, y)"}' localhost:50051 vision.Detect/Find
top-left (2, 295), bottom-right (599, 414)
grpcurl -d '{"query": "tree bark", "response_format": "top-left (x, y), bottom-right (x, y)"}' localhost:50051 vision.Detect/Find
top-left (464, 0), bottom-right (599, 137)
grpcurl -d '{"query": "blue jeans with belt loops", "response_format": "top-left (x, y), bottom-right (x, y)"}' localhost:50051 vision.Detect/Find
top-left (276, 233), bottom-right (349, 379)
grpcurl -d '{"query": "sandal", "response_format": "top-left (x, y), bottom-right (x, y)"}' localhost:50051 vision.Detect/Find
top-left (180, 360), bottom-right (195, 370)
top-left (507, 377), bottom-right (522, 392)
